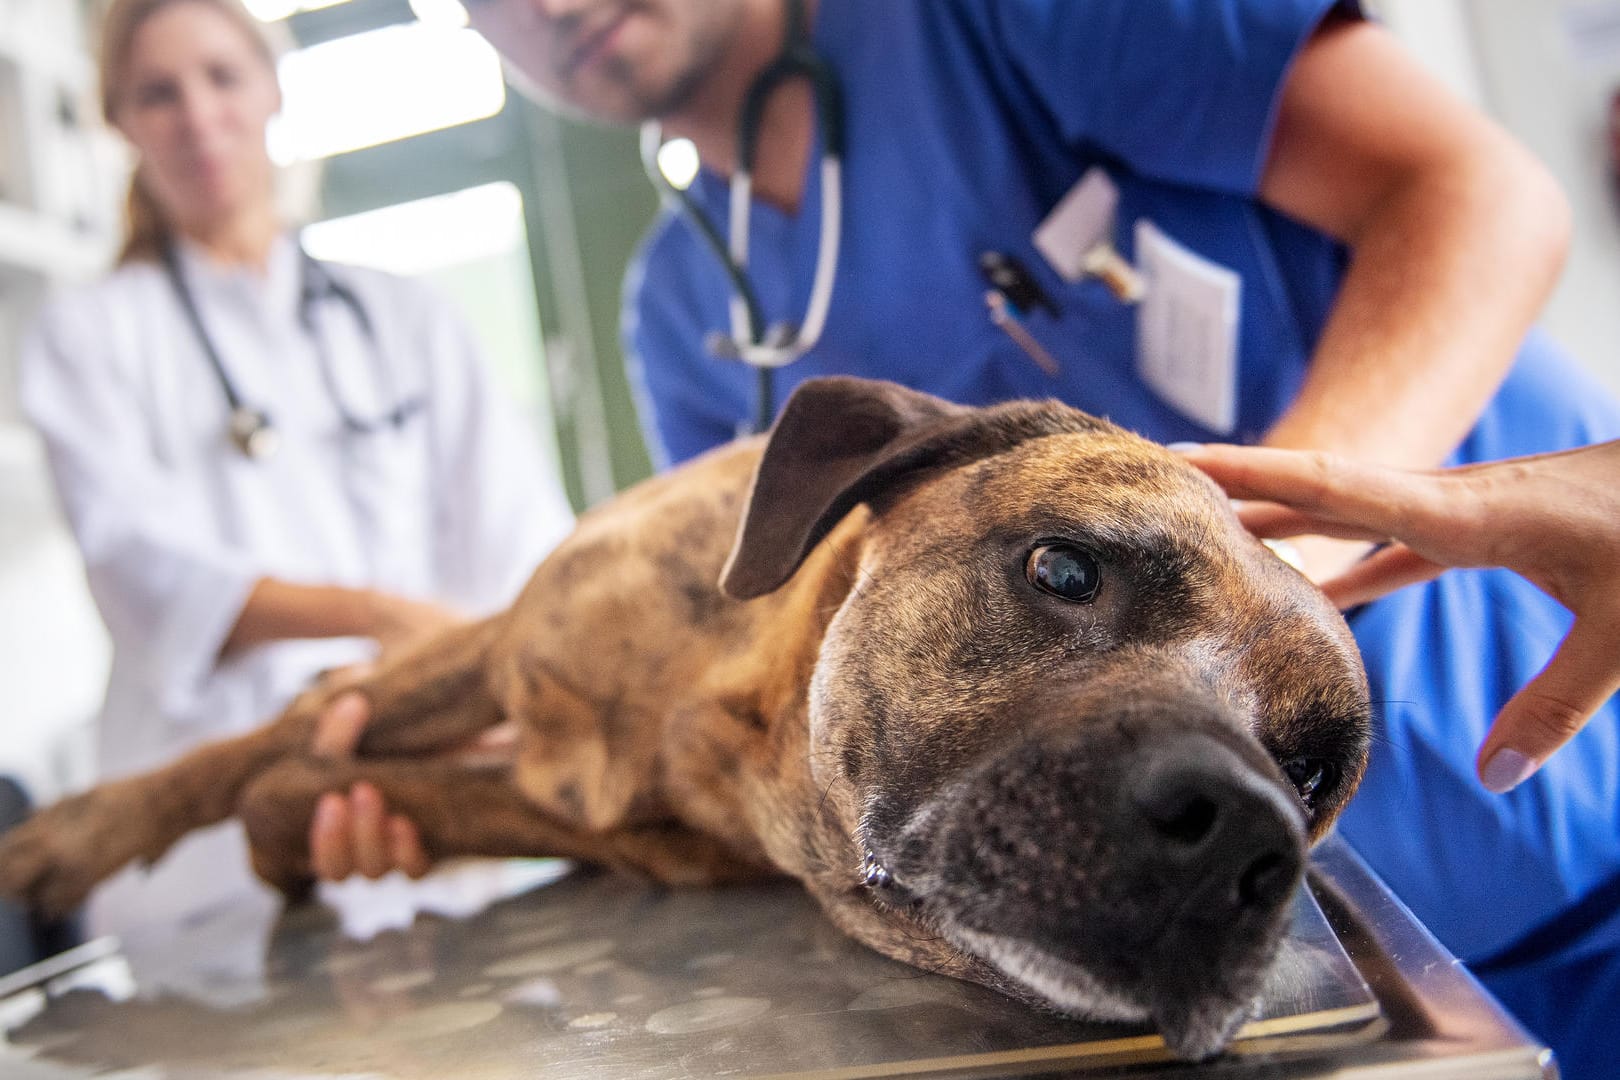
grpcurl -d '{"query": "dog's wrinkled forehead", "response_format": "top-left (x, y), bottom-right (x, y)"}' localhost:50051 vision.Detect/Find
top-left (726, 375), bottom-right (1358, 663)
top-left (887, 425), bottom-right (1361, 676)
top-left (866, 429), bottom-right (1291, 617)
top-left (926, 429), bottom-right (1225, 543)
top-left (725, 377), bottom-right (1198, 600)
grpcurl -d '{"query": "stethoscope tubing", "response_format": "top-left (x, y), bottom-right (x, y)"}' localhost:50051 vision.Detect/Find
top-left (160, 239), bottom-right (250, 418)
top-left (724, 155), bottom-right (842, 370)
top-left (639, 0), bottom-right (844, 434)
top-left (160, 236), bottom-right (422, 458)
top-left (638, 122), bottom-right (767, 344)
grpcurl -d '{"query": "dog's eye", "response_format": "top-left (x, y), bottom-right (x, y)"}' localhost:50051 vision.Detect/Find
top-left (1281, 757), bottom-right (1334, 812)
top-left (1026, 544), bottom-right (1101, 603)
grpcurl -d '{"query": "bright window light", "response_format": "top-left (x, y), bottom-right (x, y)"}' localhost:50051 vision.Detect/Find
top-left (244, 0), bottom-right (351, 20)
top-left (409, 0), bottom-right (470, 28)
top-left (301, 182), bottom-right (526, 277)
top-left (267, 23), bottom-right (504, 164)
top-left (656, 137), bottom-right (701, 190)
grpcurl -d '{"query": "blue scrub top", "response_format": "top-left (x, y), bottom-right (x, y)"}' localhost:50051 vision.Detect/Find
top-left (630, 0), bottom-right (1364, 459)
top-left (625, 1), bottom-right (1620, 1073)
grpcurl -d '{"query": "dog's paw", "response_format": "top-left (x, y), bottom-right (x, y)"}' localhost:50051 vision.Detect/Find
top-left (0, 786), bottom-right (154, 917)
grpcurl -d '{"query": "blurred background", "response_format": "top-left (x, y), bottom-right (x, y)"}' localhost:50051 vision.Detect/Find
top-left (1, 0), bottom-right (1618, 805)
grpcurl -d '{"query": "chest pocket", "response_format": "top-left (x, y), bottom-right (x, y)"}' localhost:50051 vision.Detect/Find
top-left (1132, 219), bottom-right (1241, 436)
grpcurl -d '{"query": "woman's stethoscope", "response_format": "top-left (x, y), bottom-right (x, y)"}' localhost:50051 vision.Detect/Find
top-left (161, 238), bottom-right (424, 459)
top-left (638, 0), bottom-right (844, 434)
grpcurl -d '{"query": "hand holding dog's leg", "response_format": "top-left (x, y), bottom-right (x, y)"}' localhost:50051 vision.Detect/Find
top-left (1182, 441), bottom-right (1620, 791)
top-left (307, 786), bottom-right (429, 881)
top-left (256, 618), bottom-right (512, 892)
top-left (306, 695), bottom-right (432, 883)
top-left (244, 758), bottom-right (753, 880)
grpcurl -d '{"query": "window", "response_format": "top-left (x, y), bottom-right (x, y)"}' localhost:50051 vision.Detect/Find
top-left (268, 21), bottom-right (504, 164)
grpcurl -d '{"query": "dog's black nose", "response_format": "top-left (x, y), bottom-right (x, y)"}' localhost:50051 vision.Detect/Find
top-left (1129, 740), bottom-right (1304, 916)
top-left (927, 724), bottom-right (1306, 978)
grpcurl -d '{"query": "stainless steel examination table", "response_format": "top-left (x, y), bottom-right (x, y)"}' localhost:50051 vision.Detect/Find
top-left (0, 835), bottom-right (1553, 1079)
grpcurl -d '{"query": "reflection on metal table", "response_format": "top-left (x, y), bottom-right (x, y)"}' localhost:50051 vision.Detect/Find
top-left (0, 835), bottom-right (1552, 1079)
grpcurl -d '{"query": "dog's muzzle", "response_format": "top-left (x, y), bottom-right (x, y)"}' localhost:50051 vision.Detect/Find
top-left (868, 702), bottom-right (1308, 1060)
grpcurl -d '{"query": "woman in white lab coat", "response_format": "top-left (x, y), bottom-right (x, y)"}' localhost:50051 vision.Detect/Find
top-left (18, 0), bottom-right (573, 940)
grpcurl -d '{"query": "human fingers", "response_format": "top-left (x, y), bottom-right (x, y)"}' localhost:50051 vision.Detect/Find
top-left (1234, 501), bottom-right (1396, 543)
top-left (315, 661), bottom-right (375, 693)
top-left (1316, 543), bottom-right (1445, 609)
top-left (1181, 445), bottom-right (1443, 539)
top-left (313, 691), bottom-right (370, 759)
top-left (388, 816), bottom-right (432, 880)
top-left (310, 791), bottom-right (355, 881)
top-left (1476, 619), bottom-right (1620, 793)
top-left (347, 783), bottom-right (392, 879)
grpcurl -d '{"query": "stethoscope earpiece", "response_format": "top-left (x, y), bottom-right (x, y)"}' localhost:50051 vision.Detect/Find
top-left (229, 407), bottom-right (280, 460)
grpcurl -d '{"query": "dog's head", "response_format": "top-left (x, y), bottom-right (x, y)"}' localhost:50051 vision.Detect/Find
top-left (721, 377), bottom-right (1371, 1060)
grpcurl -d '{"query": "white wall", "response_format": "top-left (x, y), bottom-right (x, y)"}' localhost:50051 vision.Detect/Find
top-left (0, 426), bottom-right (105, 802)
top-left (1369, 0), bottom-right (1487, 105)
top-left (0, 0), bottom-right (119, 803)
top-left (1373, 0), bottom-right (1620, 397)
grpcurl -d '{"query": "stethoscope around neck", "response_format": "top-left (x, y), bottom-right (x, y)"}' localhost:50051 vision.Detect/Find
top-left (160, 236), bottom-right (425, 460)
top-left (638, 0), bottom-right (845, 434)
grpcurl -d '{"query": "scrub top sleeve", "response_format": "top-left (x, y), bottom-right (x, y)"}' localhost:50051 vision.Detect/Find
top-left (989, 0), bottom-right (1357, 195)
top-left (421, 297), bottom-right (574, 614)
top-left (18, 295), bottom-right (259, 722)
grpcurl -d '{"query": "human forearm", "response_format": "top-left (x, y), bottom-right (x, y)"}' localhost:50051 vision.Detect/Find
top-left (219, 579), bottom-right (379, 658)
top-left (1264, 146), bottom-right (1570, 466)
top-left (1257, 17), bottom-right (1572, 467)
top-left (221, 579), bottom-right (465, 660)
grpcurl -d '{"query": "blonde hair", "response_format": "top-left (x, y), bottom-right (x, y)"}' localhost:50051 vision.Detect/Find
top-left (97, 0), bottom-right (278, 264)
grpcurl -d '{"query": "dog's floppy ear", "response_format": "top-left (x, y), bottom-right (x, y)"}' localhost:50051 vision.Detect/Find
top-left (720, 377), bottom-right (968, 600)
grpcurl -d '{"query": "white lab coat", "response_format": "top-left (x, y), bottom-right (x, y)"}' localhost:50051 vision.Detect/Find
top-left (19, 233), bottom-right (575, 938)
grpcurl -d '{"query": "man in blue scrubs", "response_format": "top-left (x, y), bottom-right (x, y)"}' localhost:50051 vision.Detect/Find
top-left (457, 1), bottom-right (1620, 1073)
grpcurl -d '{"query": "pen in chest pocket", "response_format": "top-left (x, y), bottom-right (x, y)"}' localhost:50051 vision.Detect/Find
top-left (979, 250), bottom-right (1061, 376)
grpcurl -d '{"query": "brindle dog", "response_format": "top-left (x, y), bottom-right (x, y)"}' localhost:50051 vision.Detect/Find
top-left (0, 377), bottom-right (1370, 1060)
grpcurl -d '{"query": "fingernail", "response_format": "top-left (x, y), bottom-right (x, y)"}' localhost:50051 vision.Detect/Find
top-left (1166, 442), bottom-right (1204, 454)
top-left (1262, 538), bottom-right (1307, 573)
top-left (1481, 748), bottom-right (1538, 794)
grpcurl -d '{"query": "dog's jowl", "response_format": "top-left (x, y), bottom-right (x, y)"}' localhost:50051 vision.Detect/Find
top-left (0, 376), bottom-right (1370, 1061)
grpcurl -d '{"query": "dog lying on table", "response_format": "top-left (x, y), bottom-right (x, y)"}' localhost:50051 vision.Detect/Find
top-left (0, 376), bottom-right (1370, 1060)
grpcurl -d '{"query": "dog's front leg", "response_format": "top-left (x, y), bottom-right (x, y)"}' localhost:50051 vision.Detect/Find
top-left (237, 757), bottom-right (773, 896)
top-left (348, 616), bottom-right (509, 757)
top-left (0, 615), bottom-right (510, 917)
top-left (0, 709), bottom-right (323, 917)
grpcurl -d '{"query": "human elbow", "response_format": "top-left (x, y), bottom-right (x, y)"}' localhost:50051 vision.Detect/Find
top-left (1484, 140), bottom-right (1571, 293)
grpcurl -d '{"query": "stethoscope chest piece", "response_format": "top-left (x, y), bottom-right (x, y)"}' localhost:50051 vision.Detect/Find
top-left (229, 406), bottom-right (280, 460)
top-left (164, 236), bottom-right (419, 461)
